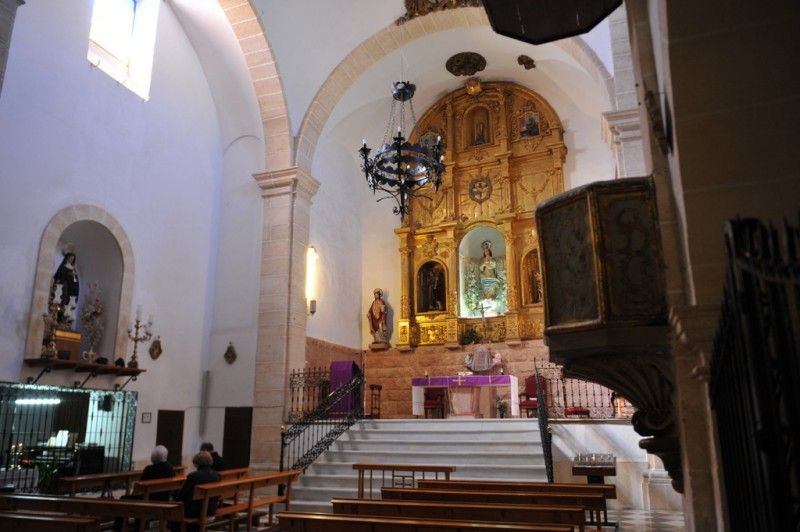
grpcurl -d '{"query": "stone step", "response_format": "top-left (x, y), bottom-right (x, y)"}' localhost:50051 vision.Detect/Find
top-left (317, 449), bottom-right (544, 465)
top-left (332, 439), bottom-right (541, 453)
top-left (288, 419), bottom-right (548, 513)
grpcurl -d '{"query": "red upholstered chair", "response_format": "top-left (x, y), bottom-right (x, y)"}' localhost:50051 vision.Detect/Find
top-left (562, 380), bottom-right (591, 418)
top-left (424, 388), bottom-right (446, 419)
top-left (519, 375), bottom-right (545, 418)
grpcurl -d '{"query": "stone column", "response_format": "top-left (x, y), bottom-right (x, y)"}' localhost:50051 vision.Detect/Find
top-left (670, 305), bottom-right (727, 531)
top-left (250, 167), bottom-right (319, 469)
top-left (0, 0), bottom-right (24, 97)
top-left (604, 5), bottom-right (646, 177)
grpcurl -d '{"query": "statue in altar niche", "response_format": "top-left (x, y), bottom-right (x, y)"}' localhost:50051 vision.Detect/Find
top-left (367, 288), bottom-right (390, 347)
top-left (460, 237), bottom-right (507, 317)
top-left (522, 250), bottom-right (544, 305)
top-left (49, 249), bottom-right (80, 328)
top-left (418, 261), bottom-right (445, 312)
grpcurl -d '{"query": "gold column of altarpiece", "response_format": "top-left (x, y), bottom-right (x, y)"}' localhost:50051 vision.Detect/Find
top-left (395, 81), bottom-right (567, 349)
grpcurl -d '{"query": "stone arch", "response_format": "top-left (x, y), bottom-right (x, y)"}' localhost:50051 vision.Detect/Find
top-left (25, 205), bottom-right (135, 361)
top-left (295, 7), bottom-right (614, 173)
top-left (219, 1), bottom-right (293, 171)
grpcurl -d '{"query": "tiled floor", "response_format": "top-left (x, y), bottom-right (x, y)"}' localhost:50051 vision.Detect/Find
top-left (614, 509), bottom-right (686, 531)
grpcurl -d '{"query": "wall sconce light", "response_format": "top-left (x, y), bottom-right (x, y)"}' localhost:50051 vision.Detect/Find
top-left (305, 246), bottom-right (318, 315)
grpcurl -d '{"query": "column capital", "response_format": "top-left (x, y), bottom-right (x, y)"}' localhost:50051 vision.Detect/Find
top-left (601, 108), bottom-right (642, 145)
top-left (253, 166), bottom-right (320, 201)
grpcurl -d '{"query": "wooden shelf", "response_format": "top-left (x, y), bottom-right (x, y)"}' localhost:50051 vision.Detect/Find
top-left (24, 358), bottom-right (146, 378)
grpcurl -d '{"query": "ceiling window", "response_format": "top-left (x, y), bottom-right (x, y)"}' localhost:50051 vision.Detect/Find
top-left (87, 0), bottom-right (159, 100)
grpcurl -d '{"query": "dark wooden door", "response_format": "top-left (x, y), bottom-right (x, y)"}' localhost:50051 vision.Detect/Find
top-left (222, 407), bottom-right (252, 469)
top-left (156, 410), bottom-right (184, 467)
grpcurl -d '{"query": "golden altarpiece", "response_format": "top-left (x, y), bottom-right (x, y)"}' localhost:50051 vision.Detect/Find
top-left (395, 81), bottom-right (567, 349)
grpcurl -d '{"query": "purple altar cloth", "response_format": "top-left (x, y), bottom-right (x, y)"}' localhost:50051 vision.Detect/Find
top-left (330, 360), bottom-right (358, 415)
top-left (411, 375), bottom-right (513, 387)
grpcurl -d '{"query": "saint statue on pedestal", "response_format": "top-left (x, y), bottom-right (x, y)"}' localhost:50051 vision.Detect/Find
top-left (50, 251), bottom-right (80, 328)
top-left (367, 288), bottom-right (389, 347)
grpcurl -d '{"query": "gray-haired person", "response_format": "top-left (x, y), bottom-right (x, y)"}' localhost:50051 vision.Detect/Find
top-left (114, 445), bottom-right (176, 530)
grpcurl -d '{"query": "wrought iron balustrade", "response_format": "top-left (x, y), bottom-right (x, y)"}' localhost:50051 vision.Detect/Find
top-left (710, 217), bottom-right (799, 532)
top-left (286, 367), bottom-right (330, 422)
top-left (0, 382), bottom-right (136, 492)
top-left (280, 368), bottom-right (364, 472)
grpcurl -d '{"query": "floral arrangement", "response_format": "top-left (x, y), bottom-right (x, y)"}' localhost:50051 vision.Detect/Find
top-left (80, 282), bottom-right (105, 359)
top-left (496, 396), bottom-right (509, 418)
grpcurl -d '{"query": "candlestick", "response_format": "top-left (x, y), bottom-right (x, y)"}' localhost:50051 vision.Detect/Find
top-left (127, 312), bottom-right (153, 368)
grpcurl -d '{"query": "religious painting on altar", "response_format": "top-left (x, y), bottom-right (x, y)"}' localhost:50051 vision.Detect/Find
top-left (467, 107), bottom-right (490, 147)
top-left (519, 112), bottom-right (540, 137)
top-left (417, 261), bottom-right (446, 313)
top-left (458, 227), bottom-right (507, 317)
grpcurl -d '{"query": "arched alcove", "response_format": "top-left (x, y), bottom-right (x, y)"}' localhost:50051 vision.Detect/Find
top-left (26, 205), bottom-right (135, 362)
top-left (459, 226), bottom-right (506, 318)
top-left (417, 260), bottom-right (447, 314)
top-left (56, 221), bottom-right (124, 357)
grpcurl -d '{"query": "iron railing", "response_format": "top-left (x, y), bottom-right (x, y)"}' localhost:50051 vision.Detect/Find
top-left (280, 369), bottom-right (364, 472)
top-left (286, 367), bottom-right (330, 422)
top-left (534, 371), bottom-right (553, 482)
top-left (0, 382), bottom-right (137, 492)
top-left (710, 217), bottom-right (799, 532)
top-left (532, 359), bottom-right (634, 419)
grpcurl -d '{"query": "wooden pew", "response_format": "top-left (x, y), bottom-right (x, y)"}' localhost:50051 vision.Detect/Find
top-left (352, 463), bottom-right (456, 498)
top-left (0, 494), bottom-right (182, 532)
top-left (381, 487), bottom-right (605, 530)
top-left (331, 498), bottom-right (585, 532)
top-left (58, 465), bottom-right (186, 498)
top-left (182, 469), bottom-right (301, 532)
top-left (416, 480), bottom-right (616, 500)
top-left (416, 480), bottom-right (616, 526)
top-left (133, 466), bottom-right (250, 501)
top-left (0, 510), bottom-right (100, 531)
top-left (276, 511), bottom-right (575, 531)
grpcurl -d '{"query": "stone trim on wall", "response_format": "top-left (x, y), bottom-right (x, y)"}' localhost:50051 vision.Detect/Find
top-left (24, 205), bottom-right (135, 367)
top-left (218, 0), bottom-right (292, 171)
top-left (294, 7), bottom-right (614, 174)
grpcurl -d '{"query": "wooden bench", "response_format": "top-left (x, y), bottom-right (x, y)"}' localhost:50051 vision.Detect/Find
top-left (331, 498), bottom-right (585, 532)
top-left (133, 467), bottom-right (251, 500)
top-left (276, 511), bottom-right (575, 531)
top-left (381, 487), bottom-right (605, 530)
top-left (352, 463), bottom-right (456, 498)
top-left (58, 465), bottom-right (187, 498)
top-left (183, 469), bottom-right (301, 532)
top-left (0, 510), bottom-right (100, 531)
top-left (0, 494), bottom-right (182, 532)
top-left (417, 480), bottom-right (616, 526)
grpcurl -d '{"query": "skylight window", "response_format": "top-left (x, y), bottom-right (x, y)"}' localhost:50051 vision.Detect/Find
top-left (87, 0), bottom-right (159, 100)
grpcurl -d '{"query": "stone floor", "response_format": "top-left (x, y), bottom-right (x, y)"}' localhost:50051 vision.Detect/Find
top-left (613, 509), bottom-right (687, 531)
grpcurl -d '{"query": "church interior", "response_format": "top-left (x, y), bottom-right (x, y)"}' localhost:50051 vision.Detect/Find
top-left (0, 1), bottom-right (797, 530)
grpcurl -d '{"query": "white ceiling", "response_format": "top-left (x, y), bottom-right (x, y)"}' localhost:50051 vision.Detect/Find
top-left (251, 1), bottom-right (614, 137)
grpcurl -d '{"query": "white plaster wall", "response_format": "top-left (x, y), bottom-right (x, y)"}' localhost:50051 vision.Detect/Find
top-left (307, 136), bottom-right (364, 349)
top-left (0, 1), bottom-right (227, 464)
top-left (550, 421), bottom-right (682, 511)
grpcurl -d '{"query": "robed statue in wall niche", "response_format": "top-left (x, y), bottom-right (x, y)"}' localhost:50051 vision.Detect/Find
top-left (418, 261), bottom-right (446, 312)
top-left (50, 249), bottom-right (80, 328)
top-left (519, 112), bottom-right (540, 138)
top-left (469, 107), bottom-right (490, 146)
top-left (522, 250), bottom-right (544, 305)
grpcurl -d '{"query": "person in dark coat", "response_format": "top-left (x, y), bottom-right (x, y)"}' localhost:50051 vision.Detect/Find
top-left (114, 445), bottom-right (175, 530)
top-left (174, 451), bottom-right (221, 528)
top-left (200, 442), bottom-right (225, 471)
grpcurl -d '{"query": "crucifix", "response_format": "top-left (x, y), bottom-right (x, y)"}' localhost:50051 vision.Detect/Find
top-left (476, 303), bottom-right (489, 342)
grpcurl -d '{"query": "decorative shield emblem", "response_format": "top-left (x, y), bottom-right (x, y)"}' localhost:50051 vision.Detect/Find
top-left (468, 176), bottom-right (492, 203)
top-left (148, 336), bottom-right (163, 360)
top-left (224, 342), bottom-right (237, 364)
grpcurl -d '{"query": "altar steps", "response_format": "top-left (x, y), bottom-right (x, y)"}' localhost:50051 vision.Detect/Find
top-left (287, 418), bottom-right (547, 514)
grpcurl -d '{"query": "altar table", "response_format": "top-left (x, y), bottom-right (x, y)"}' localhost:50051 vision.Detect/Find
top-left (411, 375), bottom-right (519, 418)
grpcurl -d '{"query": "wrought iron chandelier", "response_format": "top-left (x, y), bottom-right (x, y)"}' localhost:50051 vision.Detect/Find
top-left (359, 81), bottom-right (445, 220)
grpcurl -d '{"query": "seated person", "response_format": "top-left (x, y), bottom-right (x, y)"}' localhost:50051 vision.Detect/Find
top-left (172, 451), bottom-right (221, 531)
top-left (200, 442), bottom-right (225, 471)
top-left (114, 445), bottom-right (175, 530)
